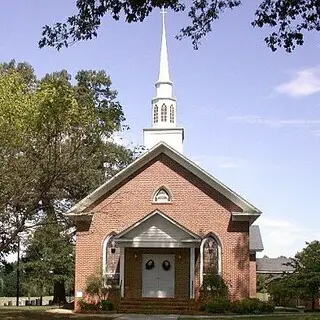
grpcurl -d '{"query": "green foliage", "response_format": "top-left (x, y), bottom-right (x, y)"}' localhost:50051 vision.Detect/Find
top-left (257, 274), bottom-right (268, 293)
top-left (268, 241), bottom-right (320, 309)
top-left (205, 297), bottom-right (231, 313)
top-left (294, 241), bottom-right (320, 309)
top-left (38, 0), bottom-right (320, 52)
top-left (101, 300), bottom-right (113, 311)
top-left (205, 297), bottom-right (274, 314)
top-left (77, 299), bottom-right (100, 311)
top-left (231, 298), bottom-right (274, 314)
top-left (0, 60), bottom-right (133, 302)
top-left (0, 60), bottom-right (133, 261)
top-left (268, 275), bottom-right (300, 307)
top-left (85, 273), bottom-right (110, 301)
top-left (0, 262), bottom-right (27, 297)
top-left (202, 273), bottom-right (229, 299)
top-left (22, 215), bottom-right (74, 301)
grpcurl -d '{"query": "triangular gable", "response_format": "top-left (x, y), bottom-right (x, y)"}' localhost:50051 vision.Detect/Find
top-left (65, 142), bottom-right (261, 222)
top-left (114, 210), bottom-right (201, 247)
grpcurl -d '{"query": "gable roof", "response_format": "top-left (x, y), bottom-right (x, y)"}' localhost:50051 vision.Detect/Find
top-left (65, 142), bottom-right (262, 221)
top-left (249, 225), bottom-right (264, 252)
top-left (257, 257), bottom-right (294, 274)
top-left (114, 210), bottom-right (201, 244)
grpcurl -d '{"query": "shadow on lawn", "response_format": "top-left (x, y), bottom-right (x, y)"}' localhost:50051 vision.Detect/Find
top-left (0, 308), bottom-right (117, 320)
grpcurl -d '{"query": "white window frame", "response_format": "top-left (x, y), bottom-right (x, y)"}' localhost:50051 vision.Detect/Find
top-left (153, 105), bottom-right (159, 124)
top-left (170, 105), bottom-right (174, 123)
top-left (161, 104), bottom-right (167, 122)
top-left (153, 187), bottom-right (172, 203)
top-left (200, 234), bottom-right (222, 286)
top-left (102, 233), bottom-right (120, 282)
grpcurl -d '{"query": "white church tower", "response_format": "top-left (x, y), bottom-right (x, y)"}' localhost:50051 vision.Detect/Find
top-left (143, 9), bottom-right (184, 154)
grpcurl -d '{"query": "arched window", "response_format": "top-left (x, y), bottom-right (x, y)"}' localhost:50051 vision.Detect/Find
top-left (153, 105), bottom-right (159, 124)
top-left (170, 105), bottom-right (174, 123)
top-left (200, 235), bottom-right (222, 285)
top-left (102, 234), bottom-right (120, 285)
top-left (153, 187), bottom-right (171, 203)
top-left (161, 104), bottom-right (167, 122)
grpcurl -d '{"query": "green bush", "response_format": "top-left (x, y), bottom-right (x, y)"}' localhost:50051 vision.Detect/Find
top-left (205, 297), bottom-right (232, 313)
top-left (78, 299), bottom-right (100, 311)
top-left (101, 300), bottom-right (113, 311)
top-left (231, 298), bottom-right (274, 314)
top-left (203, 273), bottom-right (229, 298)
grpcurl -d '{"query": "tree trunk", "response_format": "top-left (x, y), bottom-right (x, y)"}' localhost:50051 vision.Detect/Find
top-left (312, 297), bottom-right (315, 310)
top-left (53, 281), bottom-right (66, 304)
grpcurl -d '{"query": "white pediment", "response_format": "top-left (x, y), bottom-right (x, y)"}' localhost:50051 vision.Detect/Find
top-left (114, 210), bottom-right (200, 248)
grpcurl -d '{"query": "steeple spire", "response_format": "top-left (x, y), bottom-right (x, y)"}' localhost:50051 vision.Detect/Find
top-left (143, 8), bottom-right (184, 154)
top-left (158, 7), bottom-right (171, 84)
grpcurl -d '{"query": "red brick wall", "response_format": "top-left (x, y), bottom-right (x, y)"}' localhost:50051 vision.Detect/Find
top-left (74, 154), bottom-right (250, 302)
top-left (249, 253), bottom-right (257, 298)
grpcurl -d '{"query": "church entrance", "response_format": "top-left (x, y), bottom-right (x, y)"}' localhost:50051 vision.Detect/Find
top-left (142, 254), bottom-right (175, 298)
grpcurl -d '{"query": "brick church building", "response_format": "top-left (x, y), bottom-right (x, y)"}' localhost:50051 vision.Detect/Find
top-left (67, 10), bottom-right (263, 309)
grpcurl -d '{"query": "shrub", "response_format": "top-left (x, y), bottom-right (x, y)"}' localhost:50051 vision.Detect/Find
top-left (203, 273), bottom-right (229, 299)
top-left (231, 298), bottom-right (274, 314)
top-left (205, 297), bottom-right (232, 313)
top-left (101, 300), bottom-right (113, 311)
top-left (78, 299), bottom-right (100, 311)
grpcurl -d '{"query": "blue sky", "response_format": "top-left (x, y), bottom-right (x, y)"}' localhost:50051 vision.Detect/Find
top-left (1, 1), bottom-right (319, 258)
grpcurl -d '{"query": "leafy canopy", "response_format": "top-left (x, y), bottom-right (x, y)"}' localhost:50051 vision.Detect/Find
top-left (39, 0), bottom-right (320, 52)
top-left (0, 61), bottom-right (133, 261)
top-left (268, 240), bottom-right (320, 309)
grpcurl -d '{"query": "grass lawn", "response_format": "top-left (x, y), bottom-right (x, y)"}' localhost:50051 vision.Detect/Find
top-left (0, 307), bottom-right (117, 320)
top-left (1, 308), bottom-right (320, 320)
top-left (180, 316), bottom-right (320, 320)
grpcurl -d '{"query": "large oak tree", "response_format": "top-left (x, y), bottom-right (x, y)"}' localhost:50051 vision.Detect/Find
top-left (0, 61), bottom-right (132, 260)
top-left (39, 0), bottom-right (320, 52)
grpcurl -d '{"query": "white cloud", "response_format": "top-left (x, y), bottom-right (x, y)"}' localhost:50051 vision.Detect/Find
top-left (276, 66), bottom-right (320, 97)
top-left (228, 115), bottom-right (320, 129)
top-left (257, 217), bottom-right (317, 258)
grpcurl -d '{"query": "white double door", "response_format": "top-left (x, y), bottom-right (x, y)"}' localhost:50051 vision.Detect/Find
top-left (142, 254), bottom-right (175, 298)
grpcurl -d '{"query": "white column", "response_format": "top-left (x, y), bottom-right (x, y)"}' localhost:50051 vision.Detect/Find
top-left (189, 247), bottom-right (195, 299)
top-left (120, 247), bottom-right (125, 298)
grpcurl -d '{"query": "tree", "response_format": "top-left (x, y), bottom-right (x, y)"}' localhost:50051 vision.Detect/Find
top-left (268, 274), bottom-right (300, 307)
top-left (0, 262), bottom-right (27, 297)
top-left (39, 0), bottom-right (320, 52)
top-left (0, 61), bottom-right (133, 265)
top-left (268, 241), bottom-right (320, 309)
top-left (294, 241), bottom-right (320, 310)
top-left (22, 215), bottom-right (74, 304)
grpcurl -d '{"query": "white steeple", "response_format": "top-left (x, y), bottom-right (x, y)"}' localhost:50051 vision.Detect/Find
top-left (143, 8), bottom-right (184, 153)
top-left (158, 7), bottom-right (171, 84)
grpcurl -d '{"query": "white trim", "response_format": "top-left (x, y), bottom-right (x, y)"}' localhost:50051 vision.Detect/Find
top-left (120, 247), bottom-right (125, 298)
top-left (190, 247), bottom-right (195, 299)
top-left (153, 186), bottom-right (172, 203)
top-left (117, 241), bottom-right (200, 248)
top-left (102, 234), bottom-right (114, 276)
top-left (65, 142), bottom-right (261, 218)
top-left (232, 212), bottom-right (261, 224)
top-left (115, 239), bottom-right (201, 243)
top-left (114, 210), bottom-right (200, 241)
top-left (200, 235), bottom-right (222, 287)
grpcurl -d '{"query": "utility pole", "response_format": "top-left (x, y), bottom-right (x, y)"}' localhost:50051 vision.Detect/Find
top-left (16, 236), bottom-right (20, 307)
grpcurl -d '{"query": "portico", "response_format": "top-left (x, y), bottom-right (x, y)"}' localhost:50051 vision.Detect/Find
top-left (114, 210), bottom-right (201, 299)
